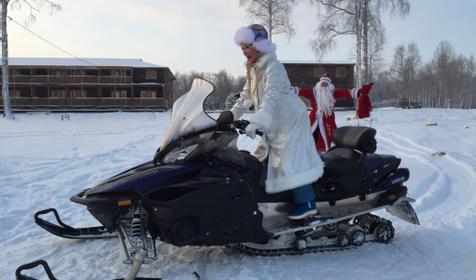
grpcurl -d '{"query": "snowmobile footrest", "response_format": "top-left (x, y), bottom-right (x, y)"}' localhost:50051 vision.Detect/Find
top-left (34, 208), bottom-right (117, 239)
top-left (16, 259), bottom-right (57, 280)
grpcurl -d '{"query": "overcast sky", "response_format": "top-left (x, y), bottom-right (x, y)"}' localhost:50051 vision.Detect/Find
top-left (8, 0), bottom-right (476, 76)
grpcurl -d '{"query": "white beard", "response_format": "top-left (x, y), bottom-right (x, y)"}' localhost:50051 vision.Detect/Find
top-left (314, 81), bottom-right (335, 117)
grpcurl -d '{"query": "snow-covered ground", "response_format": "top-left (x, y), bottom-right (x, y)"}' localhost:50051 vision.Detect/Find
top-left (1, 108), bottom-right (476, 280)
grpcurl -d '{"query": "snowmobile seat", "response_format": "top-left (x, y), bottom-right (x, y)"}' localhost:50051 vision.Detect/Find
top-left (321, 147), bottom-right (358, 161)
top-left (333, 126), bottom-right (377, 154)
top-left (315, 147), bottom-right (362, 202)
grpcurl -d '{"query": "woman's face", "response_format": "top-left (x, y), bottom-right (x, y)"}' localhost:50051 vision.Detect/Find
top-left (240, 43), bottom-right (260, 64)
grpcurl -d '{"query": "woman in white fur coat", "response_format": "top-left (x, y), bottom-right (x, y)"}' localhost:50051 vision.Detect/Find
top-left (231, 24), bottom-right (324, 219)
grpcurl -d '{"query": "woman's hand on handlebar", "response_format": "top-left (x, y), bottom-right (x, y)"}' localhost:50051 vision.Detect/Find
top-left (233, 120), bottom-right (264, 138)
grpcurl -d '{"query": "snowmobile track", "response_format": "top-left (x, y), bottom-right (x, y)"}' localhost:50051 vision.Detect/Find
top-left (228, 242), bottom-right (360, 257)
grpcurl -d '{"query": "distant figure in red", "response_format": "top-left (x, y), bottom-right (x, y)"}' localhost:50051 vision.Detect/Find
top-left (298, 74), bottom-right (373, 152)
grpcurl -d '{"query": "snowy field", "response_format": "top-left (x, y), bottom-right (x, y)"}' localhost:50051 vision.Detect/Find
top-left (1, 108), bottom-right (476, 280)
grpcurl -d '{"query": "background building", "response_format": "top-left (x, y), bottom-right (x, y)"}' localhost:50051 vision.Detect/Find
top-left (1, 58), bottom-right (175, 112)
top-left (283, 61), bottom-right (355, 108)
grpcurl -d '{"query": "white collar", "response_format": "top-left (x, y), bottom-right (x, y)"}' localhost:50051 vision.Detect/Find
top-left (256, 52), bottom-right (276, 69)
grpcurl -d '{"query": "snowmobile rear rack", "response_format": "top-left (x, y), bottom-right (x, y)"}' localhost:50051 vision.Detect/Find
top-left (34, 208), bottom-right (117, 239)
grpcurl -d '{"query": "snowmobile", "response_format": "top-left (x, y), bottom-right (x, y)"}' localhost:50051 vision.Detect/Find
top-left (29, 79), bottom-right (419, 279)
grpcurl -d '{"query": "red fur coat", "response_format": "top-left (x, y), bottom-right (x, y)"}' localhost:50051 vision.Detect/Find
top-left (298, 83), bottom-right (373, 152)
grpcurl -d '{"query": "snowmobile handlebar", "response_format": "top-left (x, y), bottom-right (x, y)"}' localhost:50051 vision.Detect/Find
top-left (233, 120), bottom-right (264, 137)
top-left (217, 111), bottom-right (263, 137)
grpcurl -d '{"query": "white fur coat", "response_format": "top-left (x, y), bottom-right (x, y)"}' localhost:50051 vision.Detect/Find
top-left (231, 52), bottom-right (324, 193)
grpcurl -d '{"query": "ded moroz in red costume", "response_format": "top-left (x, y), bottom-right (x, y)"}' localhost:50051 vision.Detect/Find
top-left (298, 75), bottom-right (374, 152)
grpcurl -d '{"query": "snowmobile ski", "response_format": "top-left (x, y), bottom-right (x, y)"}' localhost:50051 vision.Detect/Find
top-left (16, 260), bottom-right (57, 280)
top-left (15, 259), bottom-right (164, 280)
top-left (34, 208), bottom-right (117, 239)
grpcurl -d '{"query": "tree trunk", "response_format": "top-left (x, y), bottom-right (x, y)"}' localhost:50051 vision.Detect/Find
top-left (2, 0), bottom-right (14, 119)
top-left (355, 0), bottom-right (362, 89)
top-left (362, 0), bottom-right (370, 83)
top-left (268, 2), bottom-right (273, 43)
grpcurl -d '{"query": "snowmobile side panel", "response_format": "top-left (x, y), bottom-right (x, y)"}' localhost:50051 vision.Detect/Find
top-left (371, 168), bottom-right (410, 193)
top-left (85, 163), bottom-right (204, 196)
top-left (360, 155), bottom-right (402, 190)
top-left (313, 155), bottom-right (362, 202)
top-left (145, 173), bottom-right (268, 246)
top-left (70, 190), bottom-right (137, 231)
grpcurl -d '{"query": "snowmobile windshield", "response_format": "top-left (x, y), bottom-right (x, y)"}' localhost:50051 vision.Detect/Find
top-left (159, 79), bottom-right (217, 154)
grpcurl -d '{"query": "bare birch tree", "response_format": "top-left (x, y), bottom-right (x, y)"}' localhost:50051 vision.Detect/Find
top-left (432, 41), bottom-right (451, 107)
top-left (391, 43), bottom-right (420, 102)
top-left (1, 0), bottom-right (61, 119)
top-left (310, 0), bottom-right (410, 86)
top-left (238, 0), bottom-right (298, 42)
top-left (374, 40), bottom-right (475, 109)
top-left (173, 70), bottom-right (245, 109)
top-left (367, 22), bottom-right (385, 81)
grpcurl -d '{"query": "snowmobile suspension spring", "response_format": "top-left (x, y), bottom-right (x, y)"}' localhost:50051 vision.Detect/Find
top-left (130, 208), bottom-right (144, 239)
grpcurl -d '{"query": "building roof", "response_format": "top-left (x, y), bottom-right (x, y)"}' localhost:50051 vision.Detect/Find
top-left (282, 60), bottom-right (355, 65)
top-left (9, 57), bottom-right (167, 68)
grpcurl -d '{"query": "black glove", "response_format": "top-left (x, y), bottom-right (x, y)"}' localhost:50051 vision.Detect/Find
top-left (217, 111), bottom-right (234, 127)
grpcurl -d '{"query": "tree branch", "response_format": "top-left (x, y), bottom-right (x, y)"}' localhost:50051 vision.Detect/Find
top-left (315, 0), bottom-right (355, 16)
top-left (21, 0), bottom-right (39, 12)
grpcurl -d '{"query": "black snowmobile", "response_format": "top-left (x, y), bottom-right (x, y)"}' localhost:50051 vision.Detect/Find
top-left (30, 79), bottom-right (419, 279)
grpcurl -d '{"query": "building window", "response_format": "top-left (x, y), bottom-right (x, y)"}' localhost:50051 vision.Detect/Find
top-left (101, 88), bottom-right (114, 98)
top-left (14, 88), bottom-right (31, 98)
top-left (84, 89), bottom-right (97, 98)
top-left (32, 69), bottom-right (48, 75)
top-left (15, 69), bottom-right (31, 76)
top-left (71, 89), bottom-right (85, 99)
top-left (108, 69), bottom-right (127, 77)
top-left (140, 89), bottom-right (156, 99)
top-left (85, 70), bottom-right (98, 76)
top-left (156, 88), bottom-right (163, 97)
top-left (314, 66), bottom-right (326, 78)
top-left (146, 69), bottom-right (157, 80)
top-left (52, 69), bottom-right (68, 76)
top-left (50, 88), bottom-right (65, 99)
top-left (100, 69), bottom-right (112, 76)
top-left (71, 69), bottom-right (85, 76)
top-left (336, 66), bottom-right (347, 78)
top-left (32, 87), bottom-right (48, 98)
top-left (114, 90), bottom-right (128, 99)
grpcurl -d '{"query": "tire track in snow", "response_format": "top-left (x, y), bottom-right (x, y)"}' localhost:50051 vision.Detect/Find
top-left (368, 129), bottom-right (476, 280)
top-left (377, 131), bottom-right (452, 214)
top-left (0, 132), bottom-right (162, 277)
top-left (0, 133), bottom-right (160, 263)
top-left (377, 130), bottom-right (476, 225)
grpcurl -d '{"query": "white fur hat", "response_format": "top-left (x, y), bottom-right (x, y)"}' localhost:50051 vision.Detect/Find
top-left (234, 24), bottom-right (276, 53)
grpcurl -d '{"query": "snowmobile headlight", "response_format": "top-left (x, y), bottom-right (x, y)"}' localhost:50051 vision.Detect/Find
top-left (162, 144), bottom-right (199, 163)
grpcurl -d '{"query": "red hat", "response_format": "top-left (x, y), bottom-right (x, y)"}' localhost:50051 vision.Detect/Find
top-left (320, 73), bottom-right (332, 84)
